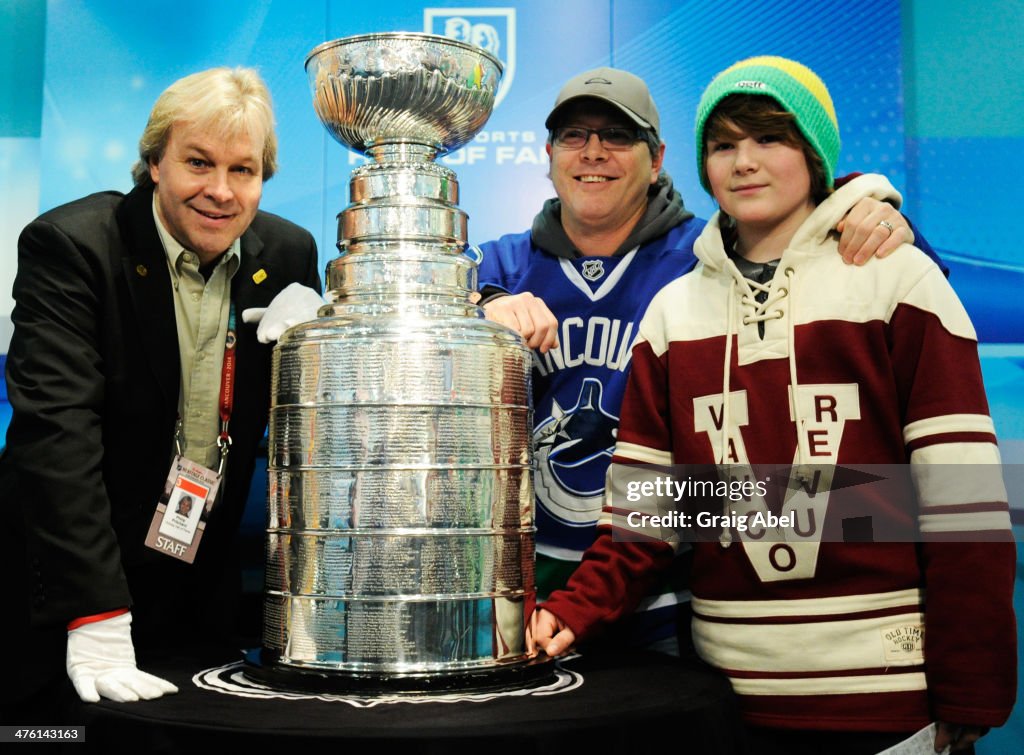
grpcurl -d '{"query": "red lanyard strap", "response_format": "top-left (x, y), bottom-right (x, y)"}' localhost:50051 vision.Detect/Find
top-left (216, 301), bottom-right (237, 474)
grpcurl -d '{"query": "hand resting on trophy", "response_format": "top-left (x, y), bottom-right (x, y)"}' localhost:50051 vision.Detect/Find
top-left (475, 291), bottom-right (560, 353)
top-left (242, 282), bottom-right (325, 343)
top-left (527, 607), bottom-right (576, 657)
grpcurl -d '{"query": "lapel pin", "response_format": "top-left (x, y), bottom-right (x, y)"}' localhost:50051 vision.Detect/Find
top-left (136, 264), bottom-right (148, 277)
top-left (253, 269), bottom-right (268, 284)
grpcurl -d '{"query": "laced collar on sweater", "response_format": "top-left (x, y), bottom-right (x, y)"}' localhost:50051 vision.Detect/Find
top-left (727, 246), bottom-right (780, 339)
top-left (698, 175), bottom-right (903, 488)
top-left (719, 258), bottom-right (809, 478)
top-left (714, 255), bottom-right (802, 548)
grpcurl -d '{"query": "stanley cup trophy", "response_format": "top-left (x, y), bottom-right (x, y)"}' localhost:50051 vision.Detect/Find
top-left (249, 33), bottom-right (546, 692)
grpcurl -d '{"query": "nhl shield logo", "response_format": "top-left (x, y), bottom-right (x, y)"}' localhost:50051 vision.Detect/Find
top-left (581, 259), bottom-right (605, 281)
top-left (424, 7), bottom-right (516, 108)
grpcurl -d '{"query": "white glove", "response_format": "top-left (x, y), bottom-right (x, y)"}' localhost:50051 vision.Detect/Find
top-left (66, 612), bottom-right (178, 703)
top-left (242, 282), bottom-right (324, 344)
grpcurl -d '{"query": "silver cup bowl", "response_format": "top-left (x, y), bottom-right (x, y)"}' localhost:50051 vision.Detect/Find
top-left (306, 32), bottom-right (502, 158)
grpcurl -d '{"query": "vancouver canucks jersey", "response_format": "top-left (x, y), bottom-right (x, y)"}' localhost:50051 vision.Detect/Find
top-left (478, 220), bottom-right (705, 573)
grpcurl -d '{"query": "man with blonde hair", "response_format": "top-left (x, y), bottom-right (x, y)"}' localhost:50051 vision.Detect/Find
top-left (0, 67), bottom-right (320, 713)
top-left (132, 66), bottom-right (279, 188)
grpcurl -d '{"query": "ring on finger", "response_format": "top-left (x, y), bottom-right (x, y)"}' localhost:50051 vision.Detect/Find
top-left (878, 220), bottom-right (895, 236)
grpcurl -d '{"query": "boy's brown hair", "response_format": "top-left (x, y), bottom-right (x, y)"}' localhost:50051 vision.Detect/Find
top-left (701, 93), bottom-right (831, 206)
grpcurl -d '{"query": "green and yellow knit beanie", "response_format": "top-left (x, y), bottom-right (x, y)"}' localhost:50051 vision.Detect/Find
top-left (694, 56), bottom-right (840, 191)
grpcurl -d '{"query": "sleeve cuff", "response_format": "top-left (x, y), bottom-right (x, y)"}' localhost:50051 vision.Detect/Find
top-left (67, 607), bottom-right (129, 631)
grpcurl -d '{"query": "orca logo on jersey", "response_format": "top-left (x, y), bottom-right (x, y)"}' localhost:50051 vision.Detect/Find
top-left (581, 259), bottom-right (605, 281)
top-left (535, 378), bottom-right (619, 524)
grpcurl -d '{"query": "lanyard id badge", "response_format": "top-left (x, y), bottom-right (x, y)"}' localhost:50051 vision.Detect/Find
top-left (145, 456), bottom-right (223, 562)
top-left (145, 302), bottom-right (237, 563)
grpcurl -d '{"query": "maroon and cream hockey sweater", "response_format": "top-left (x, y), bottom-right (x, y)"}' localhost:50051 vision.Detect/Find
top-left (543, 175), bottom-right (1016, 732)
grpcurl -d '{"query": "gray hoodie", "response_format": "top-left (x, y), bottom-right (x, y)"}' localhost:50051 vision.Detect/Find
top-left (530, 172), bottom-right (694, 259)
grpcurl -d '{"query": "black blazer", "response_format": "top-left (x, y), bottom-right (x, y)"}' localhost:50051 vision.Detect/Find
top-left (0, 184), bottom-right (321, 700)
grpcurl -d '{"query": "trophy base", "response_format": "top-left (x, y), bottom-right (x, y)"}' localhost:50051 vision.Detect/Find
top-left (241, 648), bottom-right (555, 695)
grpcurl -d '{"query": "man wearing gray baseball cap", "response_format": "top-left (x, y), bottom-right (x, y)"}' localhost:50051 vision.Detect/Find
top-left (475, 65), bottom-right (940, 655)
top-left (544, 67), bottom-right (660, 132)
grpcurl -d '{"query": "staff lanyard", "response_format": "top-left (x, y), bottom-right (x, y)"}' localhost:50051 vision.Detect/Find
top-left (174, 301), bottom-right (237, 476)
top-left (216, 301), bottom-right (238, 475)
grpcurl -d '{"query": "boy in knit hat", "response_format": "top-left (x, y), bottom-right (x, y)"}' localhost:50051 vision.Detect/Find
top-left (532, 57), bottom-right (1015, 753)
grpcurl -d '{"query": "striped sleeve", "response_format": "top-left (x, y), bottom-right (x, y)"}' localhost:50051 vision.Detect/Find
top-left (888, 268), bottom-right (1016, 726)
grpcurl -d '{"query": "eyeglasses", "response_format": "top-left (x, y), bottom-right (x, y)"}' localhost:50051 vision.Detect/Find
top-left (551, 126), bottom-right (642, 150)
